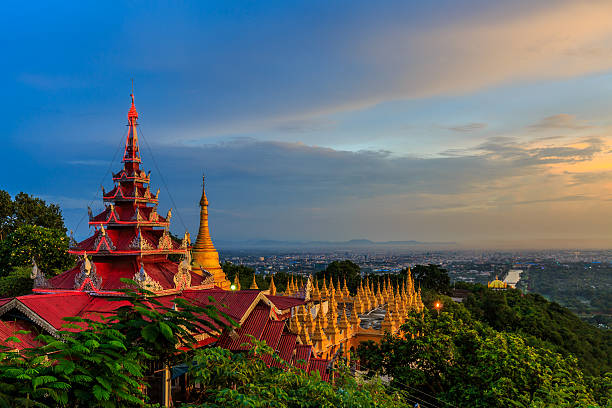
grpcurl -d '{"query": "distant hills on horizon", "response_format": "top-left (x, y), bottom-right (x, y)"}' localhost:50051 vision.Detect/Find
top-left (216, 238), bottom-right (456, 249)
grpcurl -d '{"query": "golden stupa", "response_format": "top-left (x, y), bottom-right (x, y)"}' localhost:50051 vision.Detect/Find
top-left (191, 176), bottom-right (231, 289)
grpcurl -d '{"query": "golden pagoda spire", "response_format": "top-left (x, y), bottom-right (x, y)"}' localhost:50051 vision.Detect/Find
top-left (381, 309), bottom-right (395, 333)
top-left (288, 275), bottom-right (296, 296)
top-left (321, 277), bottom-right (329, 300)
top-left (362, 282), bottom-right (372, 312)
top-left (376, 280), bottom-right (385, 307)
top-left (338, 307), bottom-right (351, 339)
top-left (289, 312), bottom-right (301, 334)
top-left (334, 278), bottom-right (344, 303)
top-left (192, 176), bottom-right (230, 289)
top-left (353, 291), bottom-right (363, 315)
top-left (249, 274), bottom-right (259, 290)
top-left (299, 321), bottom-right (311, 345)
top-left (370, 280), bottom-right (378, 308)
top-left (311, 279), bottom-right (321, 302)
top-left (417, 285), bottom-right (423, 312)
top-left (325, 304), bottom-right (340, 345)
top-left (392, 297), bottom-right (402, 330)
top-left (291, 275), bottom-right (298, 293)
top-left (348, 302), bottom-right (361, 330)
top-left (311, 308), bottom-right (328, 353)
top-left (233, 272), bottom-right (241, 291)
top-left (342, 278), bottom-right (350, 299)
top-left (303, 305), bottom-right (315, 334)
top-left (268, 274), bottom-right (276, 296)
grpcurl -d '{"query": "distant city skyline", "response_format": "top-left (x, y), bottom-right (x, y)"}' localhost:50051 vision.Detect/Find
top-left (3, 2), bottom-right (612, 248)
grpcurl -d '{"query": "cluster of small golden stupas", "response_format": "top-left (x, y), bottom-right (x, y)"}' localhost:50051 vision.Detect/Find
top-left (284, 269), bottom-right (425, 357)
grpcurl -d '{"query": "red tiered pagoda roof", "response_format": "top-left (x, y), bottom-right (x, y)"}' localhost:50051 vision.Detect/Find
top-left (45, 94), bottom-right (207, 293)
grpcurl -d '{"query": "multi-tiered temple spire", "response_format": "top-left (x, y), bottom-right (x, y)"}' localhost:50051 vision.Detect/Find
top-left (53, 94), bottom-right (209, 293)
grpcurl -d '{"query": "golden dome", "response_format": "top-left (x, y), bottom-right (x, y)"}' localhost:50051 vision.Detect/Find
top-left (488, 276), bottom-right (507, 289)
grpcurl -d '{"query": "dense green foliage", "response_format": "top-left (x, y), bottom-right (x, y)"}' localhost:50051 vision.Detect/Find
top-left (0, 267), bottom-right (32, 298)
top-left (410, 264), bottom-right (451, 294)
top-left (0, 191), bottom-right (73, 297)
top-left (182, 341), bottom-right (405, 408)
top-left (523, 262), bottom-right (612, 325)
top-left (316, 260), bottom-right (362, 293)
top-left (359, 306), bottom-right (611, 407)
top-left (0, 225), bottom-right (74, 275)
top-left (0, 191), bottom-right (66, 240)
top-left (464, 285), bottom-right (612, 376)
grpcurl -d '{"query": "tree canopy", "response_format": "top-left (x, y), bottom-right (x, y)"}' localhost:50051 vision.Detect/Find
top-left (358, 305), bottom-right (610, 408)
top-left (0, 191), bottom-right (66, 239)
top-left (0, 225), bottom-right (74, 276)
top-left (316, 260), bottom-right (361, 293)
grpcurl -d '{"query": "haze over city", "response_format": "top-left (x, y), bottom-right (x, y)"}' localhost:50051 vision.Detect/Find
top-left (3, 1), bottom-right (612, 248)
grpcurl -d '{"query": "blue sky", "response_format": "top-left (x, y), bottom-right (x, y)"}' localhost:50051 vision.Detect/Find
top-left (3, 1), bottom-right (612, 248)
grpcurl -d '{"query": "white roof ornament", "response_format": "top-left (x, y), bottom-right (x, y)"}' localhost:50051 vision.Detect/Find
top-left (30, 258), bottom-right (50, 289)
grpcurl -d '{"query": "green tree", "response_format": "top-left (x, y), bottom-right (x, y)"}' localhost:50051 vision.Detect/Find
top-left (184, 339), bottom-right (406, 407)
top-left (0, 192), bottom-right (12, 241)
top-left (464, 286), bottom-right (612, 376)
top-left (358, 307), bottom-right (603, 408)
top-left (11, 192), bottom-right (66, 233)
top-left (410, 264), bottom-right (451, 294)
top-left (0, 225), bottom-right (74, 275)
top-left (0, 266), bottom-right (33, 298)
top-left (316, 260), bottom-right (361, 293)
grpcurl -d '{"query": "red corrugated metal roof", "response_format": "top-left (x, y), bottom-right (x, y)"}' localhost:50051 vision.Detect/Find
top-left (0, 320), bottom-right (41, 350)
top-left (293, 344), bottom-right (312, 370)
top-left (216, 304), bottom-right (271, 351)
top-left (270, 333), bottom-right (297, 368)
top-left (307, 357), bottom-right (330, 381)
top-left (265, 295), bottom-right (305, 311)
top-left (17, 292), bottom-right (92, 329)
top-left (182, 289), bottom-right (260, 321)
top-left (259, 320), bottom-right (285, 349)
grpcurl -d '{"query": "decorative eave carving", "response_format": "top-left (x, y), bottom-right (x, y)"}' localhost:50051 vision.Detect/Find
top-left (158, 228), bottom-right (173, 250)
top-left (132, 207), bottom-right (144, 222)
top-left (166, 208), bottom-right (172, 223)
top-left (144, 188), bottom-right (151, 199)
top-left (129, 228), bottom-right (155, 251)
top-left (30, 258), bottom-right (49, 289)
top-left (180, 231), bottom-right (191, 249)
top-left (149, 206), bottom-right (159, 222)
top-left (74, 252), bottom-right (103, 290)
top-left (174, 251), bottom-right (192, 291)
top-left (155, 189), bottom-right (160, 200)
top-left (93, 225), bottom-right (116, 251)
top-left (134, 263), bottom-right (163, 292)
top-left (87, 206), bottom-right (93, 221)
